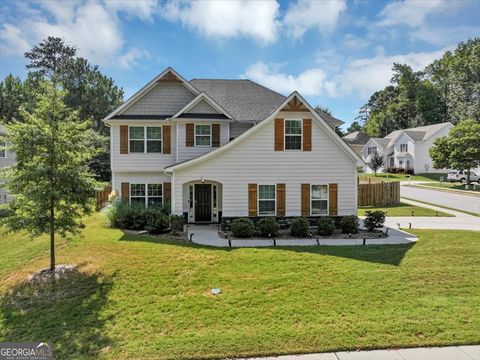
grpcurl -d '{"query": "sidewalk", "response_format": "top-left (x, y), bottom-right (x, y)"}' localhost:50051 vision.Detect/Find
top-left (242, 345), bottom-right (480, 360)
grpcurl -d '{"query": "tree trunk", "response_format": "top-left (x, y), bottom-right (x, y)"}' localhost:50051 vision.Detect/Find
top-left (50, 198), bottom-right (55, 272)
top-left (466, 169), bottom-right (471, 189)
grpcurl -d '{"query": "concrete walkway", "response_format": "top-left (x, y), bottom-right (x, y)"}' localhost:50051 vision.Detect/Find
top-left (242, 345), bottom-right (480, 360)
top-left (186, 224), bottom-right (417, 248)
top-left (383, 198), bottom-right (480, 231)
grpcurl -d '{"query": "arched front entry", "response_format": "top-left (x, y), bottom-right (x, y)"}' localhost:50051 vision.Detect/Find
top-left (182, 180), bottom-right (223, 223)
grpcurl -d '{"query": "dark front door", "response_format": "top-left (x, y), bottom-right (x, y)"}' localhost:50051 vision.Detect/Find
top-left (195, 184), bottom-right (212, 222)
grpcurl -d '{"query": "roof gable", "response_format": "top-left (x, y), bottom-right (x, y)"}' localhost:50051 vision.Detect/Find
top-left (172, 92), bottom-right (233, 120)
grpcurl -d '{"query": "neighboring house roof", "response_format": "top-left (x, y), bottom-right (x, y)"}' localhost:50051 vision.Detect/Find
top-left (189, 79), bottom-right (286, 122)
top-left (343, 131), bottom-right (370, 145)
top-left (369, 138), bottom-right (390, 150)
top-left (384, 122), bottom-right (452, 148)
top-left (165, 91), bottom-right (362, 172)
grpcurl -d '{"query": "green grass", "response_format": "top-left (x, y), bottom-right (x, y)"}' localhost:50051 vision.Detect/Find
top-left (415, 181), bottom-right (480, 193)
top-left (1, 213), bottom-right (480, 359)
top-left (358, 202), bottom-right (453, 217)
top-left (401, 197), bottom-right (480, 217)
top-left (359, 173), bottom-right (447, 183)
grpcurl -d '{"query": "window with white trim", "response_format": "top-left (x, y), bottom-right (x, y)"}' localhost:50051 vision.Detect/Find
top-left (285, 119), bottom-right (302, 150)
top-left (258, 184), bottom-right (276, 216)
top-left (130, 183), bottom-right (163, 208)
top-left (195, 124), bottom-right (211, 146)
top-left (400, 143), bottom-right (408, 152)
top-left (311, 185), bottom-right (328, 215)
top-left (367, 146), bottom-right (377, 155)
top-left (129, 126), bottom-right (162, 153)
top-left (0, 139), bottom-right (5, 158)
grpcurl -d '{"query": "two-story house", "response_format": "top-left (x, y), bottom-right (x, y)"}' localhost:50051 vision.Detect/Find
top-left (104, 67), bottom-right (362, 224)
top-left (360, 123), bottom-right (453, 174)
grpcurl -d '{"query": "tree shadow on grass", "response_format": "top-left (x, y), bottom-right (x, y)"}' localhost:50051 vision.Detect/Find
top-left (0, 264), bottom-right (115, 359)
top-left (118, 231), bottom-right (416, 266)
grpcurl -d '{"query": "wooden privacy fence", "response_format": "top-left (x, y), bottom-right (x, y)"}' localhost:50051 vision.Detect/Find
top-left (358, 181), bottom-right (400, 207)
top-left (95, 185), bottom-right (112, 209)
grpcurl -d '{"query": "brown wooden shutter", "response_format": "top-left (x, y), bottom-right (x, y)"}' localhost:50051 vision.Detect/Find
top-left (186, 123), bottom-right (194, 147)
top-left (163, 182), bottom-right (171, 204)
top-left (121, 182), bottom-right (129, 201)
top-left (303, 119), bottom-right (312, 151)
top-left (329, 183), bottom-right (338, 215)
top-left (120, 125), bottom-right (128, 154)
top-left (248, 183), bottom-right (257, 217)
top-left (276, 183), bottom-right (285, 216)
top-left (163, 125), bottom-right (171, 154)
top-left (301, 183), bottom-right (310, 216)
top-left (212, 124), bottom-right (220, 147)
top-left (274, 118), bottom-right (284, 151)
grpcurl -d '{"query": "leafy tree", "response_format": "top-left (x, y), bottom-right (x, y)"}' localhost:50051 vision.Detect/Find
top-left (1, 82), bottom-right (103, 271)
top-left (314, 105), bottom-right (332, 116)
top-left (430, 119), bottom-right (480, 185)
top-left (0, 75), bottom-right (27, 123)
top-left (346, 121), bottom-right (362, 134)
top-left (368, 151), bottom-right (384, 176)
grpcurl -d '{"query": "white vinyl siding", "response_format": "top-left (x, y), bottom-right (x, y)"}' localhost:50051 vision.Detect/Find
top-left (311, 185), bottom-right (328, 215)
top-left (173, 111), bottom-right (357, 217)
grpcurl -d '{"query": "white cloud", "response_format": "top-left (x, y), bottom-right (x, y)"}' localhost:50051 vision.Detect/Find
top-left (331, 47), bottom-right (451, 98)
top-left (411, 25), bottom-right (480, 46)
top-left (0, 23), bottom-right (31, 56)
top-left (0, 1), bottom-right (150, 68)
top-left (118, 48), bottom-right (150, 69)
top-left (161, 0), bottom-right (280, 44)
top-left (105, 0), bottom-right (158, 21)
top-left (242, 62), bottom-right (329, 96)
top-left (283, 0), bottom-right (347, 39)
top-left (342, 33), bottom-right (368, 50)
top-left (378, 0), bottom-right (458, 28)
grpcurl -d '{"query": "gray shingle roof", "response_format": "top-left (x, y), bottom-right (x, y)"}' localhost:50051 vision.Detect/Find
top-left (190, 79), bottom-right (285, 121)
top-left (384, 123), bottom-right (452, 148)
top-left (343, 131), bottom-right (371, 145)
top-left (371, 138), bottom-right (390, 150)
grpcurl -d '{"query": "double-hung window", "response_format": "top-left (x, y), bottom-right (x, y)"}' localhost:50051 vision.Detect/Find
top-left (129, 126), bottom-right (162, 153)
top-left (400, 144), bottom-right (408, 152)
top-left (195, 124), bottom-right (211, 146)
top-left (311, 185), bottom-right (328, 215)
top-left (0, 139), bottom-right (5, 158)
top-left (130, 183), bottom-right (163, 208)
top-left (285, 119), bottom-right (302, 150)
top-left (258, 184), bottom-right (276, 216)
top-left (367, 146), bottom-right (377, 155)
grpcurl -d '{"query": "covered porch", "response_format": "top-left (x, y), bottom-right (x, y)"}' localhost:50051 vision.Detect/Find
top-left (181, 179), bottom-right (223, 223)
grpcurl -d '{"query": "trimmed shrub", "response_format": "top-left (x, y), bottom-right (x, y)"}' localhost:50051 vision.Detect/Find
top-left (169, 214), bottom-right (185, 235)
top-left (145, 212), bottom-right (170, 234)
top-left (258, 217), bottom-right (280, 237)
top-left (290, 217), bottom-right (310, 237)
top-left (340, 215), bottom-right (359, 234)
top-left (364, 210), bottom-right (386, 232)
top-left (317, 217), bottom-right (335, 236)
top-left (231, 218), bottom-right (256, 238)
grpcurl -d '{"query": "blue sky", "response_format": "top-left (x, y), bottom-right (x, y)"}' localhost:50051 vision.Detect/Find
top-left (1, 0), bottom-right (479, 129)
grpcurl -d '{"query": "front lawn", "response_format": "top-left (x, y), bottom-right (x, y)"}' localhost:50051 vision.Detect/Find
top-left (358, 202), bottom-right (454, 217)
top-left (1, 213), bottom-right (479, 359)
top-left (359, 173), bottom-right (447, 183)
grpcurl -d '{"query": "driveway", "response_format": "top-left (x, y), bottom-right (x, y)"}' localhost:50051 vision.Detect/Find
top-left (400, 182), bottom-right (480, 215)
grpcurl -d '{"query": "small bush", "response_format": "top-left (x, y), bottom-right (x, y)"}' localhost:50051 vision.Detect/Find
top-left (317, 217), bottom-right (335, 236)
top-left (145, 212), bottom-right (170, 234)
top-left (364, 210), bottom-right (386, 232)
top-left (169, 214), bottom-right (185, 235)
top-left (258, 217), bottom-right (280, 237)
top-left (340, 215), bottom-right (359, 234)
top-left (290, 217), bottom-right (310, 237)
top-left (231, 218), bottom-right (256, 238)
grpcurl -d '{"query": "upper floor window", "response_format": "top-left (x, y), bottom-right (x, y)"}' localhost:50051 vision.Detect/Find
top-left (400, 144), bottom-right (408, 152)
top-left (130, 183), bottom-right (163, 208)
top-left (311, 185), bottom-right (328, 215)
top-left (129, 126), bottom-right (162, 153)
top-left (0, 139), bottom-right (5, 158)
top-left (258, 184), bottom-right (276, 216)
top-left (285, 119), bottom-right (302, 150)
top-left (195, 124), bottom-right (211, 146)
top-left (367, 146), bottom-right (377, 155)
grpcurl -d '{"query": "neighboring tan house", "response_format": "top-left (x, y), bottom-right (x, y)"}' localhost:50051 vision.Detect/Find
top-left (0, 124), bottom-right (15, 203)
top-left (360, 123), bottom-right (453, 174)
top-left (343, 131), bottom-right (371, 159)
top-left (103, 67), bottom-right (362, 224)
